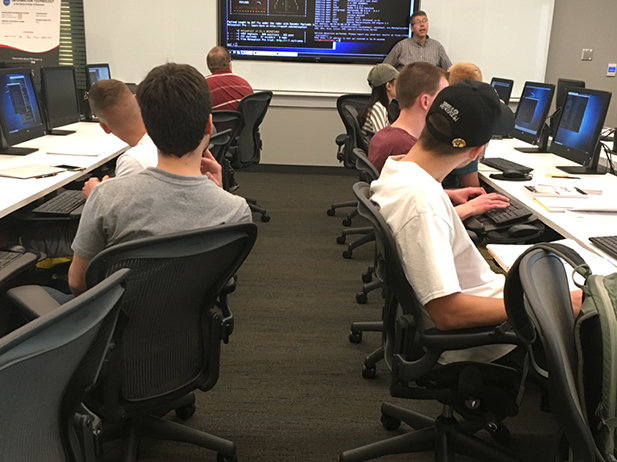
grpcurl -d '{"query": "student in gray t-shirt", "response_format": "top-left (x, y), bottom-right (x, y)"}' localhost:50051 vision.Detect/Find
top-left (68, 62), bottom-right (252, 296)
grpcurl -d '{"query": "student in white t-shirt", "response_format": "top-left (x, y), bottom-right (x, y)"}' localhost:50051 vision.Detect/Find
top-left (82, 79), bottom-right (158, 198)
top-left (370, 80), bottom-right (582, 364)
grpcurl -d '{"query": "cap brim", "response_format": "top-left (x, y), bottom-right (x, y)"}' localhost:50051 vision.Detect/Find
top-left (495, 102), bottom-right (515, 137)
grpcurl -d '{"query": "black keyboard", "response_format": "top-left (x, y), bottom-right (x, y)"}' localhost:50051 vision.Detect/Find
top-left (481, 157), bottom-right (534, 174)
top-left (32, 190), bottom-right (86, 216)
top-left (0, 250), bottom-right (38, 285)
top-left (485, 200), bottom-right (533, 225)
top-left (589, 236), bottom-right (617, 261)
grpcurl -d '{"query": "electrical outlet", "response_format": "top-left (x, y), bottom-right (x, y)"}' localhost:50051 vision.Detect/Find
top-left (582, 48), bottom-right (593, 61)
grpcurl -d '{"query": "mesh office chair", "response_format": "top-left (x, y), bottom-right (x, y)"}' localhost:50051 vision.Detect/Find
top-left (327, 93), bottom-right (370, 222)
top-left (79, 223), bottom-right (258, 462)
top-left (227, 91), bottom-right (272, 222)
top-left (505, 245), bottom-right (596, 462)
top-left (209, 129), bottom-right (234, 191)
top-left (212, 111), bottom-right (244, 192)
top-left (0, 268), bottom-right (128, 462)
top-left (341, 182), bottom-right (524, 462)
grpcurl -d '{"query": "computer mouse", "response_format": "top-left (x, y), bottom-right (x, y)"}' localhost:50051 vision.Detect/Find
top-left (507, 223), bottom-right (539, 238)
top-left (502, 170), bottom-right (528, 180)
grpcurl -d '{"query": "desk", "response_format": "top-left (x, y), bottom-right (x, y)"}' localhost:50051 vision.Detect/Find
top-left (480, 138), bottom-right (617, 264)
top-left (0, 122), bottom-right (127, 219)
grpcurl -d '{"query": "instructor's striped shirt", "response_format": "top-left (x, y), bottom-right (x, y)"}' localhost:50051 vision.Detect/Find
top-left (205, 69), bottom-right (253, 111)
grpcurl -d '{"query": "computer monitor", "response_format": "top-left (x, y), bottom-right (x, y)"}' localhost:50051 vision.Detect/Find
top-left (0, 68), bottom-right (46, 155)
top-left (490, 77), bottom-right (514, 105)
top-left (40, 66), bottom-right (80, 136)
top-left (551, 87), bottom-right (612, 175)
top-left (511, 81), bottom-right (555, 153)
top-left (85, 63), bottom-right (111, 91)
top-left (550, 78), bottom-right (585, 137)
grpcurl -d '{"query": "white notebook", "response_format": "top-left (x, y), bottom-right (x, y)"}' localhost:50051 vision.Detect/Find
top-left (0, 164), bottom-right (66, 179)
top-left (46, 145), bottom-right (105, 157)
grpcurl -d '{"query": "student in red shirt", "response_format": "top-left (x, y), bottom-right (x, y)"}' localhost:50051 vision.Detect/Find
top-left (205, 46), bottom-right (253, 111)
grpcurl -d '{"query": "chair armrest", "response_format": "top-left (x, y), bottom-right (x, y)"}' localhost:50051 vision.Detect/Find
top-left (5, 285), bottom-right (62, 321)
top-left (420, 327), bottom-right (522, 351)
top-left (335, 133), bottom-right (346, 146)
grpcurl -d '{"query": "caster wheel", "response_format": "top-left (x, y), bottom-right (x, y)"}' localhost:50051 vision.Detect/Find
top-left (217, 454), bottom-right (238, 462)
top-left (342, 249), bottom-right (353, 259)
top-left (261, 214), bottom-right (270, 222)
top-left (327, 208), bottom-right (336, 216)
top-left (362, 272), bottom-right (373, 283)
top-left (175, 404), bottom-right (196, 420)
top-left (336, 235), bottom-right (346, 245)
top-left (356, 292), bottom-right (368, 304)
top-left (381, 414), bottom-right (401, 431)
top-left (342, 218), bottom-right (352, 227)
top-left (349, 330), bottom-right (362, 344)
top-left (488, 422), bottom-right (510, 443)
top-left (362, 365), bottom-right (377, 379)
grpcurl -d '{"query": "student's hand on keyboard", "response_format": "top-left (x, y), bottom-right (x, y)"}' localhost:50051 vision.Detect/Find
top-left (82, 175), bottom-right (109, 199)
top-left (455, 193), bottom-right (509, 221)
top-left (201, 149), bottom-right (223, 188)
top-left (446, 187), bottom-right (487, 206)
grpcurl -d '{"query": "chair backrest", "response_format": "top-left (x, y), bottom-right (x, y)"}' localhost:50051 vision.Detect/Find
top-left (336, 94), bottom-right (370, 169)
top-left (85, 223), bottom-right (257, 407)
top-left (506, 249), bottom-right (596, 462)
top-left (0, 269), bottom-right (128, 462)
top-left (209, 128), bottom-right (233, 165)
top-left (352, 148), bottom-right (379, 183)
top-left (234, 91), bottom-right (272, 168)
top-left (352, 182), bottom-right (431, 373)
top-left (211, 110), bottom-right (244, 154)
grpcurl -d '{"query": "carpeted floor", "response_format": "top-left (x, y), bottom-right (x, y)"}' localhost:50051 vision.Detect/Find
top-left (100, 169), bottom-right (559, 462)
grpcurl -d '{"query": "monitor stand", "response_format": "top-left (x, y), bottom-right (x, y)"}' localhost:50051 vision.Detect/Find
top-left (0, 146), bottom-right (38, 156)
top-left (514, 123), bottom-right (551, 154)
top-left (557, 165), bottom-right (609, 175)
top-left (49, 129), bottom-right (76, 136)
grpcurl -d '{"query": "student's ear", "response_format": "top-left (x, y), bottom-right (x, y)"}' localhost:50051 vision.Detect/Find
top-left (469, 144), bottom-right (487, 161)
top-left (419, 93), bottom-right (430, 110)
top-left (99, 122), bottom-right (112, 135)
top-left (206, 114), bottom-right (213, 136)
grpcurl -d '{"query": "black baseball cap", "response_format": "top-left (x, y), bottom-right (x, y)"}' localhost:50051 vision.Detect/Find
top-left (425, 79), bottom-right (515, 148)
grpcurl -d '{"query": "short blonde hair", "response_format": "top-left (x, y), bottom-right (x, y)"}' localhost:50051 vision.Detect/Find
top-left (447, 62), bottom-right (482, 85)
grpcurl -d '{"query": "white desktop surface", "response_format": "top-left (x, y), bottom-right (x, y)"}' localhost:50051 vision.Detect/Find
top-left (0, 122), bottom-right (128, 219)
top-left (481, 138), bottom-right (617, 263)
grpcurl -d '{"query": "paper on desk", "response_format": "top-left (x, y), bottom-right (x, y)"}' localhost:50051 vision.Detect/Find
top-left (46, 145), bottom-right (105, 157)
top-left (487, 238), bottom-right (616, 283)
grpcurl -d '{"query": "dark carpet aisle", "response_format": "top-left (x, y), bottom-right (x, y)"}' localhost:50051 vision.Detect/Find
top-left (103, 169), bottom-right (559, 462)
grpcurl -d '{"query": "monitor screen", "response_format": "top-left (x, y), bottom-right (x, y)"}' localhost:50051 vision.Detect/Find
top-left (218, 0), bottom-right (417, 64)
top-left (490, 77), bottom-right (514, 105)
top-left (550, 88), bottom-right (611, 172)
top-left (85, 64), bottom-right (111, 90)
top-left (550, 78), bottom-right (585, 136)
top-left (40, 66), bottom-right (81, 131)
top-left (0, 68), bottom-right (46, 153)
top-left (511, 81), bottom-right (555, 146)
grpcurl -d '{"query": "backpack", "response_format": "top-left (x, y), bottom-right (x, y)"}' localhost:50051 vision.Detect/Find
top-left (507, 242), bottom-right (617, 462)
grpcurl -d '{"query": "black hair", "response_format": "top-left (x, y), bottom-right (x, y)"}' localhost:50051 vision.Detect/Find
top-left (137, 63), bottom-right (212, 158)
top-left (358, 83), bottom-right (391, 128)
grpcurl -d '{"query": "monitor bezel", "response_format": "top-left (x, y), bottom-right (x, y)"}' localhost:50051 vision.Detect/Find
top-left (40, 65), bottom-right (81, 130)
top-left (0, 67), bottom-right (47, 149)
top-left (85, 63), bottom-right (111, 91)
top-left (490, 77), bottom-right (514, 105)
top-left (551, 78), bottom-right (586, 136)
top-left (511, 81), bottom-right (555, 146)
top-left (550, 87), bottom-right (612, 171)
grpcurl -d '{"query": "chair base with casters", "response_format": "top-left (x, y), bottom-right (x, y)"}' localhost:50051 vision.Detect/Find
top-left (327, 200), bottom-right (358, 225)
top-left (246, 197), bottom-right (270, 222)
top-left (337, 227), bottom-right (374, 259)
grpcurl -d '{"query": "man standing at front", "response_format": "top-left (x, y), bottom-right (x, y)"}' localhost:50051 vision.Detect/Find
top-left (384, 10), bottom-right (452, 71)
top-left (205, 46), bottom-right (253, 111)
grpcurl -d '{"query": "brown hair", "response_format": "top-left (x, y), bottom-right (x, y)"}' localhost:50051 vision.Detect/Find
top-left (447, 62), bottom-right (482, 85)
top-left (87, 79), bottom-right (132, 118)
top-left (137, 63), bottom-right (212, 158)
top-left (207, 46), bottom-right (231, 73)
top-left (396, 62), bottom-right (447, 110)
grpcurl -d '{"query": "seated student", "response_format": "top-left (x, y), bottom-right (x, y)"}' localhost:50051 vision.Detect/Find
top-left (369, 64), bottom-right (509, 221)
top-left (82, 79), bottom-right (158, 198)
top-left (358, 63), bottom-right (398, 138)
top-left (68, 63), bottom-right (252, 296)
top-left (370, 80), bottom-right (582, 364)
top-left (442, 62), bottom-right (484, 189)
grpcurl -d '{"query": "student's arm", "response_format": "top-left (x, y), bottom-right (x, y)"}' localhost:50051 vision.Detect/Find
top-left (68, 253), bottom-right (90, 296)
top-left (426, 292), bottom-right (507, 331)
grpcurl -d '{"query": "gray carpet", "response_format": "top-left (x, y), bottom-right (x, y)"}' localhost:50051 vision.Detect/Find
top-left (101, 169), bottom-right (559, 462)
